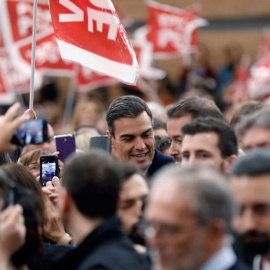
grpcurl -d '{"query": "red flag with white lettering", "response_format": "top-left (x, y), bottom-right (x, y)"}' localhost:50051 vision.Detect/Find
top-left (17, 32), bottom-right (75, 76)
top-left (0, 0), bottom-right (75, 82)
top-left (48, 0), bottom-right (139, 84)
top-left (3, 0), bottom-right (52, 43)
top-left (132, 40), bottom-right (165, 80)
top-left (144, 1), bottom-right (207, 58)
top-left (0, 48), bottom-right (42, 94)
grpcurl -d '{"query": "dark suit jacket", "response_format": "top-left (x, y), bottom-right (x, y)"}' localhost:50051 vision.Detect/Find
top-left (228, 259), bottom-right (252, 270)
top-left (146, 149), bottom-right (175, 178)
top-left (52, 215), bottom-right (150, 270)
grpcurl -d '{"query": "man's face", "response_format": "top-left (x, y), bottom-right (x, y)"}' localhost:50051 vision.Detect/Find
top-left (109, 112), bottom-right (155, 170)
top-left (118, 173), bottom-right (149, 232)
top-left (145, 181), bottom-right (208, 270)
top-left (181, 132), bottom-right (226, 171)
top-left (167, 115), bottom-right (192, 162)
top-left (242, 127), bottom-right (270, 152)
top-left (231, 175), bottom-right (270, 260)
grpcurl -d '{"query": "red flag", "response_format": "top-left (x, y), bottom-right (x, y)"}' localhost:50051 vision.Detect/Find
top-left (132, 40), bottom-right (165, 80)
top-left (144, 1), bottom-right (207, 58)
top-left (0, 72), bottom-right (16, 104)
top-left (17, 32), bottom-right (75, 76)
top-left (76, 66), bottom-right (117, 92)
top-left (4, 0), bottom-right (53, 43)
top-left (48, 0), bottom-right (139, 84)
top-left (248, 30), bottom-right (270, 99)
top-left (0, 28), bottom-right (4, 49)
top-left (0, 0), bottom-right (75, 81)
top-left (0, 56), bottom-right (16, 104)
top-left (0, 48), bottom-right (42, 93)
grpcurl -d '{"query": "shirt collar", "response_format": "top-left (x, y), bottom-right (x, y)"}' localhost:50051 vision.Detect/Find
top-left (199, 246), bottom-right (237, 270)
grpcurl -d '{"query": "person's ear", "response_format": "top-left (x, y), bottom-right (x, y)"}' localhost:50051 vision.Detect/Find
top-left (59, 187), bottom-right (70, 216)
top-left (106, 130), bottom-right (115, 150)
top-left (224, 155), bottom-right (237, 174)
top-left (205, 219), bottom-right (227, 242)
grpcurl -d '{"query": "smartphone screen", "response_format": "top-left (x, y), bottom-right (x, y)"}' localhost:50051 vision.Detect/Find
top-left (40, 155), bottom-right (59, 186)
top-left (12, 119), bottom-right (48, 147)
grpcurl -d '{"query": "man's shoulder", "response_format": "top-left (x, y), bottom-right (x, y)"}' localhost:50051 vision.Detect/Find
top-left (78, 239), bottom-right (149, 270)
top-left (228, 259), bottom-right (252, 270)
top-left (147, 149), bottom-right (175, 177)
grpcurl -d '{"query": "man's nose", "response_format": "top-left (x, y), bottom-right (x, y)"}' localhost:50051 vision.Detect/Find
top-left (134, 137), bottom-right (146, 150)
top-left (169, 142), bottom-right (180, 157)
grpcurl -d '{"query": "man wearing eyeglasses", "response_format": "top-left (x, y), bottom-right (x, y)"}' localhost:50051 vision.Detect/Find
top-left (145, 165), bottom-right (251, 270)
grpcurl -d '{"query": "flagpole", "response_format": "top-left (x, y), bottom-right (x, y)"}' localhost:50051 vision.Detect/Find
top-left (62, 78), bottom-right (76, 132)
top-left (29, 0), bottom-right (38, 110)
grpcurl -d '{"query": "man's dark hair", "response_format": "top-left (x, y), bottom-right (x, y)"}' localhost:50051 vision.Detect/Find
top-left (106, 95), bottom-right (152, 137)
top-left (167, 96), bottom-right (225, 122)
top-left (155, 136), bottom-right (171, 154)
top-left (182, 117), bottom-right (238, 158)
top-left (153, 118), bottom-right (166, 131)
top-left (237, 107), bottom-right (270, 138)
top-left (118, 161), bottom-right (143, 184)
top-left (230, 100), bottom-right (264, 129)
top-left (231, 149), bottom-right (270, 177)
top-left (62, 150), bottom-right (121, 219)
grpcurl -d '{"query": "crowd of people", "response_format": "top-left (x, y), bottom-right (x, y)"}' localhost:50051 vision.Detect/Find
top-left (1, 88), bottom-right (270, 270)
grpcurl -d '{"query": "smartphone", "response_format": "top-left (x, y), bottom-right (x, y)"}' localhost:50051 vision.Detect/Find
top-left (54, 134), bottom-right (76, 163)
top-left (11, 119), bottom-right (48, 147)
top-left (89, 135), bottom-right (111, 154)
top-left (40, 155), bottom-right (59, 186)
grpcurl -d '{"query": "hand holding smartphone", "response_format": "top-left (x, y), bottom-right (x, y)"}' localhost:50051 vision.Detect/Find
top-left (40, 155), bottom-right (60, 187)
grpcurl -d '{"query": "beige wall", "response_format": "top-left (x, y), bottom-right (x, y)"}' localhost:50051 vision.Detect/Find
top-left (115, 0), bottom-right (270, 20)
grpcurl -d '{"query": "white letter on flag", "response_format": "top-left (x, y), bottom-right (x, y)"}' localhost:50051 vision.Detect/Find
top-left (59, 0), bottom-right (84, 22)
top-left (87, 8), bottom-right (118, 40)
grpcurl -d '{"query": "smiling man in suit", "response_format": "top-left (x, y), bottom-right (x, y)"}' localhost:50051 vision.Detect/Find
top-left (106, 95), bottom-right (174, 178)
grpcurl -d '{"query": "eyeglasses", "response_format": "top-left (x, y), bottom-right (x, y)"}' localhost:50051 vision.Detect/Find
top-left (143, 221), bottom-right (183, 239)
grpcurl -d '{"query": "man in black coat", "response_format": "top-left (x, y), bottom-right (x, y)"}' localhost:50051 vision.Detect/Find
top-left (53, 150), bottom-right (149, 270)
top-left (106, 95), bottom-right (174, 178)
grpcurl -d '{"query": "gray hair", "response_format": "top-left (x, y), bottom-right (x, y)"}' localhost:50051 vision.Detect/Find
top-left (237, 106), bottom-right (270, 137)
top-left (151, 165), bottom-right (236, 233)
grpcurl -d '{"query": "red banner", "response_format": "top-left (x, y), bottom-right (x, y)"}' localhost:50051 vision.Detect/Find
top-left (248, 30), bottom-right (270, 99)
top-left (132, 40), bottom-right (165, 80)
top-left (76, 66), bottom-right (117, 92)
top-left (145, 1), bottom-right (207, 58)
top-left (0, 48), bottom-right (42, 94)
top-left (17, 32), bottom-right (75, 76)
top-left (5, 0), bottom-right (53, 43)
top-left (49, 0), bottom-right (139, 84)
top-left (0, 0), bottom-right (75, 82)
top-left (0, 63), bottom-right (16, 104)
